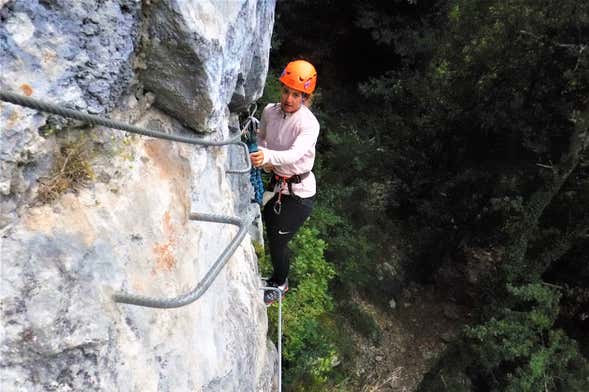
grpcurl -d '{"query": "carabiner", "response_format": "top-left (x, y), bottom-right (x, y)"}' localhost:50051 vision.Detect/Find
top-left (273, 200), bottom-right (282, 215)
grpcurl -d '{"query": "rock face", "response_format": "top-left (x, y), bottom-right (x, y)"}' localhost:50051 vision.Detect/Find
top-left (0, 1), bottom-right (277, 391)
top-left (140, 0), bottom-right (274, 132)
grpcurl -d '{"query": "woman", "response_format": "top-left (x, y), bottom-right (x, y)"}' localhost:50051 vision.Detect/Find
top-left (250, 59), bottom-right (319, 305)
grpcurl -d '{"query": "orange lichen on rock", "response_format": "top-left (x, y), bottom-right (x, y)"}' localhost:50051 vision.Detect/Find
top-left (145, 140), bottom-right (175, 179)
top-left (152, 211), bottom-right (178, 273)
top-left (163, 210), bottom-right (174, 237)
top-left (19, 83), bottom-right (33, 96)
top-left (153, 242), bottom-right (176, 272)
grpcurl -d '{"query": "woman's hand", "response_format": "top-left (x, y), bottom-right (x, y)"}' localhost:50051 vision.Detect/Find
top-left (250, 151), bottom-right (264, 167)
top-left (262, 163), bottom-right (274, 172)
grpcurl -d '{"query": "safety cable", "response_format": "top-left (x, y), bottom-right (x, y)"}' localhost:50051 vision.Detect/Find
top-left (0, 91), bottom-right (251, 172)
top-left (0, 90), bottom-right (258, 308)
top-left (259, 286), bottom-right (283, 392)
top-left (1, 91), bottom-right (237, 146)
top-left (245, 106), bottom-right (283, 391)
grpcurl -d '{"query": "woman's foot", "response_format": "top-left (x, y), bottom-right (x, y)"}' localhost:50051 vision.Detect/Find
top-left (263, 279), bottom-right (288, 305)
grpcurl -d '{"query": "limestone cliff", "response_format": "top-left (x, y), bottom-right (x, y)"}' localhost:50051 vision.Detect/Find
top-left (0, 0), bottom-right (277, 390)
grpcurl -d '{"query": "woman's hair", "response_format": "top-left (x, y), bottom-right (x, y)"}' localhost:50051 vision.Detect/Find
top-left (303, 93), bottom-right (314, 108)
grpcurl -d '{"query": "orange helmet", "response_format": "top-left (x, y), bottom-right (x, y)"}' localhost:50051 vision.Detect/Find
top-left (279, 60), bottom-right (317, 94)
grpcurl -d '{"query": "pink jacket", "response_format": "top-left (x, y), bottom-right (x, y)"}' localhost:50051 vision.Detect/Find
top-left (258, 103), bottom-right (320, 198)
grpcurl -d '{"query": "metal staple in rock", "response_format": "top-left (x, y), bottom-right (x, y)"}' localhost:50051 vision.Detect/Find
top-left (114, 207), bottom-right (259, 308)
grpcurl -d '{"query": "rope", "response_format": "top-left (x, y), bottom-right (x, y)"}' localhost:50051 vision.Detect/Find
top-left (241, 104), bottom-right (265, 205)
top-left (245, 106), bottom-right (285, 390)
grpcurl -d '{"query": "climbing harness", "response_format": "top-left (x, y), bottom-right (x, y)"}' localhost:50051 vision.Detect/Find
top-left (240, 104), bottom-right (265, 205)
top-left (269, 172), bottom-right (310, 215)
top-left (0, 90), bottom-right (255, 308)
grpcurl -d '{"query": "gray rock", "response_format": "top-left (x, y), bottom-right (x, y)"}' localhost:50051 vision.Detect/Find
top-left (0, 1), bottom-right (277, 390)
top-left (0, 0), bottom-right (141, 227)
top-left (141, 0), bottom-right (275, 132)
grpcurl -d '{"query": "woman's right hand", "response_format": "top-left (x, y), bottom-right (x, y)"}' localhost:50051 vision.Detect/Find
top-left (250, 151), bottom-right (264, 167)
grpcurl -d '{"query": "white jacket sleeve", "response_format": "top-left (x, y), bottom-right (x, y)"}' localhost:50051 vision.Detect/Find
top-left (259, 124), bottom-right (319, 166)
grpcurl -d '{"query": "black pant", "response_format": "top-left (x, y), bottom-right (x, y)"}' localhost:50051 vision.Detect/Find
top-left (262, 193), bottom-right (315, 285)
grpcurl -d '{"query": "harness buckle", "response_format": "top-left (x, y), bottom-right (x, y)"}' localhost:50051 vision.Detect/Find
top-left (272, 177), bottom-right (286, 215)
top-left (268, 171), bottom-right (309, 206)
top-left (273, 199), bottom-right (282, 215)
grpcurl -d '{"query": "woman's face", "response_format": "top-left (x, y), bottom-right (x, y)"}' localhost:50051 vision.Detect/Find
top-left (280, 85), bottom-right (304, 113)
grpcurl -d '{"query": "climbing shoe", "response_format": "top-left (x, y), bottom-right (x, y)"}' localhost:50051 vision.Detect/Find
top-left (263, 279), bottom-right (288, 306)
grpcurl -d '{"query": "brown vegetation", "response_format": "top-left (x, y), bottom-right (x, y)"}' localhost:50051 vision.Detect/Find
top-left (37, 138), bottom-right (95, 204)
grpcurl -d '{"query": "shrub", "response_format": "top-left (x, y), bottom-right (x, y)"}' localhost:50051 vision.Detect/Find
top-left (37, 137), bottom-right (95, 203)
top-left (465, 283), bottom-right (589, 391)
top-left (261, 224), bottom-right (338, 389)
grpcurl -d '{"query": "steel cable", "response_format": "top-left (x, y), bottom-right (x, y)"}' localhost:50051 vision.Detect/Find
top-left (0, 91), bottom-right (241, 146)
top-left (0, 91), bottom-right (252, 173)
top-left (1, 90), bottom-right (259, 308)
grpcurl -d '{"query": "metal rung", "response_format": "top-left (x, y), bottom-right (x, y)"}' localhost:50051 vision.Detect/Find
top-left (113, 206), bottom-right (258, 308)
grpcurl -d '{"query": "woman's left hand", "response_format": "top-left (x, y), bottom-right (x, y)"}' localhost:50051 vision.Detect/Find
top-left (250, 151), bottom-right (264, 167)
top-left (262, 163), bottom-right (274, 172)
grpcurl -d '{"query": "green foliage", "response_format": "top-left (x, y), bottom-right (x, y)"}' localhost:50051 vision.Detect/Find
top-left (310, 197), bottom-right (378, 287)
top-left (347, 0), bottom-right (589, 283)
top-left (404, 1), bottom-right (589, 388)
top-left (263, 224), bottom-right (339, 389)
top-left (271, 0), bottom-right (589, 389)
top-left (417, 344), bottom-right (473, 392)
top-left (312, 119), bottom-right (408, 296)
top-left (465, 283), bottom-right (589, 391)
top-left (338, 302), bottom-right (381, 344)
top-left (438, 0), bottom-right (587, 161)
